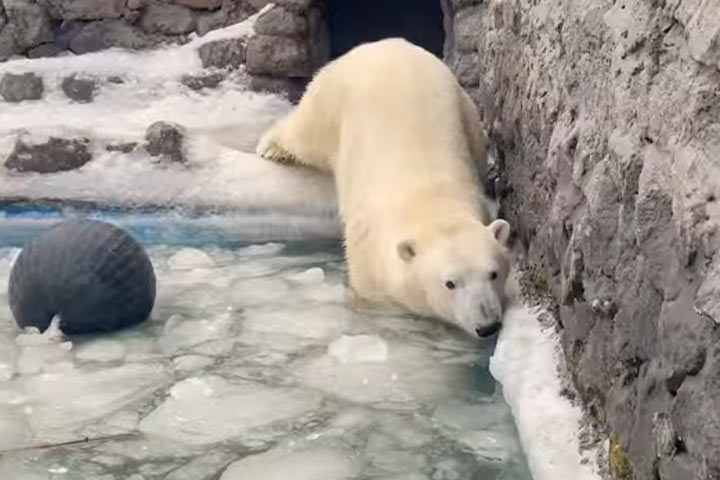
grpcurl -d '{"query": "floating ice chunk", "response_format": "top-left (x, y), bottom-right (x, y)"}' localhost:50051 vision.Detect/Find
top-left (288, 267), bottom-right (325, 285)
top-left (8, 363), bottom-right (169, 444)
top-left (75, 339), bottom-right (126, 363)
top-left (385, 474), bottom-right (429, 480)
top-left (296, 341), bottom-right (458, 409)
top-left (366, 432), bottom-right (428, 473)
top-left (328, 335), bottom-right (389, 364)
top-left (139, 376), bottom-right (323, 446)
top-left (432, 398), bottom-right (510, 432)
top-left (173, 355), bottom-right (214, 372)
top-left (47, 465), bottom-right (69, 474)
top-left (14, 325), bottom-right (74, 376)
top-left (236, 243), bottom-right (286, 257)
top-left (165, 449), bottom-right (239, 480)
top-left (242, 305), bottom-right (350, 340)
top-left (159, 312), bottom-right (234, 354)
top-left (220, 446), bottom-right (358, 480)
top-left (431, 398), bottom-right (520, 464)
top-left (0, 362), bottom-right (14, 382)
top-left (302, 283), bottom-right (347, 304)
top-left (16, 344), bottom-right (74, 376)
top-left (0, 407), bottom-right (32, 451)
top-left (457, 430), bottom-right (513, 463)
top-left (168, 248), bottom-right (215, 270)
top-left (233, 277), bottom-right (290, 307)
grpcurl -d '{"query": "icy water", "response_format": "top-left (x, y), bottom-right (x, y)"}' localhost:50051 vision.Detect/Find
top-left (0, 228), bottom-right (533, 480)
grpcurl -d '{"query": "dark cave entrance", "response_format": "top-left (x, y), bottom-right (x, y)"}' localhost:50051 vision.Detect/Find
top-left (325, 0), bottom-right (446, 60)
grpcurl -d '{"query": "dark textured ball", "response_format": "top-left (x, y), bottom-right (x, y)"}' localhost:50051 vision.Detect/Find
top-left (8, 219), bottom-right (156, 335)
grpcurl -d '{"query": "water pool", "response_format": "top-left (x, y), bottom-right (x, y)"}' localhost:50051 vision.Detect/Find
top-left (0, 214), bottom-right (533, 480)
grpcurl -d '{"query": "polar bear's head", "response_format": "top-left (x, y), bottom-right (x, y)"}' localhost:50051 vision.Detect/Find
top-left (397, 219), bottom-right (511, 338)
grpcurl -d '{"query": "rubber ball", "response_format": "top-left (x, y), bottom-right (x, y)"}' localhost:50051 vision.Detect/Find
top-left (8, 219), bottom-right (156, 334)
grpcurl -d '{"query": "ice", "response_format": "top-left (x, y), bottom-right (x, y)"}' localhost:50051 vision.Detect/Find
top-left (220, 445), bottom-right (359, 480)
top-left (328, 334), bottom-right (389, 363)
top-left (139, 376), bottom-right (324, 446)
top-left (288, 267), bottom-right (326, 285)
top-left (0, 362), bottom-right (14, 381)
top-left (0, 408), bottom-right (32, 451)
top-left (168, 248), bottom-right (216, 270)
top-left (236, 242), bottom-right (286, 257)
top-left (14, 326), bottom-right (74, 375)
top-left (0, 363), bottom-right (169, 446)
top-left (74, 339), bottom-right (126, 363)
top-left (164, 450), bottom-right (239, 480)
top-left (0, 237), bottom-right (603, 478)
top-left (490, 304), bottom-right (603, 480)
top-left (172, 354), bottom-right (214, 372)
top-left (159, 312), bottom-right (236, 354)
top-left (242, 304), bottom-right (351, 340)
top-left (295, 339), bottom-right (461, 410)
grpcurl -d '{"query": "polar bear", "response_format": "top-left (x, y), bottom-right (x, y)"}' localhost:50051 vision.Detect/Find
top-left (256, 38), bottom-right (511, 338)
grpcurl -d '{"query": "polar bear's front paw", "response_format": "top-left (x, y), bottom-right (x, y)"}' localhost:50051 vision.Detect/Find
top-left (256, 134), bottom-right (296, 165)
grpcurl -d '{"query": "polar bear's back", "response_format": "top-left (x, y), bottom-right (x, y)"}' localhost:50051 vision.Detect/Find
top-left (317, 39), bottom-right (479, 213)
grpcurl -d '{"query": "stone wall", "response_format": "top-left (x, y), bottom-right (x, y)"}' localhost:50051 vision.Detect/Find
top-left (0, 0), bottom-right (264, 61)
top-left (455, 1), bottom-right (720, 479)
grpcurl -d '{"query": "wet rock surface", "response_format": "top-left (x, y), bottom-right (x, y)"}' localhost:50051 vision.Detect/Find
top-left (248, 75), bottom-right (306, 103)
top-left (140, 4), bottom-right (196, 36)
top-left (0, 0), bottom-right (263, 60)
top-left (245, 34), bottom-right (310, 77)
top-left (61, 74), bottom-right (97, 103)
top-left (197, 38), bottom-right (246, 70)
top-left (144, 121), bottom-right (187, 164)
top-left (4, 136), bottom-right (93, 173)
top-left (449, 1), bottom-right (720, 479)
top-left (254, 6), bottom-right (307, 37)
top-left (181, 71), bottom-right (226, 91)
top-left (0, 72), bottom-right (44, 102)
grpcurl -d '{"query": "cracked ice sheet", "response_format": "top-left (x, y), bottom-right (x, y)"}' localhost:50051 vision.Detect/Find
top-left (0, 243), bottom-right (534, 480)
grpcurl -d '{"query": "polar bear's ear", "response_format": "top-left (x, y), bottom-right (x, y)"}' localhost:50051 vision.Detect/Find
top-left (489, 219), bottom-right (511, 246)
top-left (397, 240), bottom-right (417, 262)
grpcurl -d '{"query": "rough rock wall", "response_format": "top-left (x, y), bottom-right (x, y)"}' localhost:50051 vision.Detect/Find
top-left (0, 0), bottom-right (266, 61)
top-left (451, 1), bottom-right (720, 479)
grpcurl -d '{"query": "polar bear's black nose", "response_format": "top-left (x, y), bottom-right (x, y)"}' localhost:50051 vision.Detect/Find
top-left (476, 322), bottom-right (501, 338)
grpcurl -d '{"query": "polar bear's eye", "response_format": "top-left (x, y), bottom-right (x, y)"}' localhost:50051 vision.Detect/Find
top-left (444, 280), bottom-right (456, 290)
top-left (490, 271), bottom-right (498, 280)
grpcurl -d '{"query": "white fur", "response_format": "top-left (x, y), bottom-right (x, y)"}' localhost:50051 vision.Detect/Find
top-left (256, 38), bottom-right (511, 337)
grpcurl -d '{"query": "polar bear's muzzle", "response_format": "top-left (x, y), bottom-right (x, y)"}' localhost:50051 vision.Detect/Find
top-left (453, 283), bottom-right (504, 339)
top-left (475, 322), bottom-right (502, 338)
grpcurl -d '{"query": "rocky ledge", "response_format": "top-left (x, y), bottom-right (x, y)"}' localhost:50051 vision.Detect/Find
top-left (0, 0), bottom-right (263, 61)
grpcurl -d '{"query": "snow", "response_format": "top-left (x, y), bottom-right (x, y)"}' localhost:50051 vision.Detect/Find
top-left (0, 8), bottom-right (600, 479)
top-left (0, 6), bottom-right (338, 241)
top-left (490, 304), bottom-right (602, 480)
